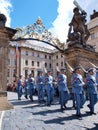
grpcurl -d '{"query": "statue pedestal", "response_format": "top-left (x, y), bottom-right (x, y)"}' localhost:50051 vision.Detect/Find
top-left (0, 92), bottom-right (13, 110)
top-left (64, 43), bottom-right (98, 91)
top-left (0, 16), bottom-right (16, 110)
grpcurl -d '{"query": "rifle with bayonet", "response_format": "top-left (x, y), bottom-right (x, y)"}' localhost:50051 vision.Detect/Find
top-left (79, 64), bottom-right (87, 73)
top-left (65, 61), bottom-right (74, 73)
top-left (89, 62), bottom-right (98, 69)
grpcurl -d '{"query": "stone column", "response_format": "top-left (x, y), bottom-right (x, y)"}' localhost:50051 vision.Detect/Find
top-left (0, 13), bottom-right (17, 110)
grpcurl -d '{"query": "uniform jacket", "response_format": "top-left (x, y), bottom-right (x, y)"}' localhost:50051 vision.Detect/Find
top-left (71, 73), bottom-right (85, 94)
top-left (37, 75), bottom-right (44, 85)
top-left (45, 75), bottom-right (54, 90)
top-left (58, 74), bottom-right (69, 92)
top-left (28, 77), bottom-right (34, 88)
top-left (86, 75), bottom-right (97, 94)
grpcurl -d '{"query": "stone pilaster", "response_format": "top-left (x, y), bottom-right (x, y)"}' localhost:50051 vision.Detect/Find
top-left (0, 13), bottom-right (17, 110)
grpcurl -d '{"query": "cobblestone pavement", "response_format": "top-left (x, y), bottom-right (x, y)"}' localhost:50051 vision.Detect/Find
top-left (1, 92), bottom-right (98, 130)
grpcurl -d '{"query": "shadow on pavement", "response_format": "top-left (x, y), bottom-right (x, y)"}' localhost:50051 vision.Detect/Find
top-left (32, 108), bottom-right (62, 116)
top-left (44, 114), bottom-right (81, 125)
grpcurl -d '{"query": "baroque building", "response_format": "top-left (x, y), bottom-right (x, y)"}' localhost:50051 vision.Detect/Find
top-left (87, 10), bottom-right (98, 51)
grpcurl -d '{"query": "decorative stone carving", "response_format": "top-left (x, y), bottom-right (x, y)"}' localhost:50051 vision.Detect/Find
top-left (0, 13), bottom-right (7, 27)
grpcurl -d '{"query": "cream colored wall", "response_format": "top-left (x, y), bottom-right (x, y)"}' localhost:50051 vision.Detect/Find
top-left (87, 17), bottom-right (98, 52)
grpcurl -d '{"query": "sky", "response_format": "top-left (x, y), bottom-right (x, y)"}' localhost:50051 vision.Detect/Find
top-left (0, 0), bottom-right (98, 43)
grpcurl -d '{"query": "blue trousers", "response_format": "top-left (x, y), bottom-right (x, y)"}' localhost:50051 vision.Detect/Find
top-left (75, 93), bottom-right (85, 115)
top-left (29, 86), bottom-right (34, 101)
top-left (59, 91), bottom-right (70, 108)
top-left (24, 85), bottom-right (29, 97)
top-left (16, 86), bottom-right (22, 100)
top-left (81, 91), bottom-right (86, 107)
top-left (88, 93), bottom-right (97, 112)
top-left (46, 86), bottom-right (54, 105)
top-left (37, 84), bottom-right (45, 102)
top-left (73, 91), bottom-right (85, 108)
top-left (72, 93), bottom-right (76, 107)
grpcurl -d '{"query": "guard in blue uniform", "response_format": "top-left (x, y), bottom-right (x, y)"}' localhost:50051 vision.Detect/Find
top-left (58, 68), bottom-right (70, 110)
top-left (24, 75), bottom-right (29, 99)
top-left (36, 71), bottom-right (45, 103)
top-left (71, 72), bottom-right (76, 108)
top-left (16, 75), bottom-right (23, 100)
top-left (45, 71), bottom-right (54, 106)
top-left (95, 69), bottom-right (98, 90)
top-left (71, 66), bottom-right (85, 117)
top-left (28, 74), bottom-right (35, 101)
top-left (86, 68), bottom-right (98, 114)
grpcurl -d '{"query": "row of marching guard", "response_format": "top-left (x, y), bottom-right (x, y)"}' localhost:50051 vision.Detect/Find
top-left (16, 64), bottom-right (98, 118)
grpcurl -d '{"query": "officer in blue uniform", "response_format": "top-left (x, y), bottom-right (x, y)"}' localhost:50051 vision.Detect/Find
top-left (28, 74), bottom-right (35, 101)
top-left (45, 71), bottom-right (54, 106)
top-left (16, 75), bottom-right (23, 100)
top-left (86, 68), bottom-right (98, 114)
top-left (58, 68), bottom-right (70, 110)
top-left (71, 66), bottom-right (85, 117)
top-left (36, 71), bottom-right (45, 103)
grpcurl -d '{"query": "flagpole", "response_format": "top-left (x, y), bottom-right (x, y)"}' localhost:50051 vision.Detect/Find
top-left (15, 43), bottom-right (18, 80)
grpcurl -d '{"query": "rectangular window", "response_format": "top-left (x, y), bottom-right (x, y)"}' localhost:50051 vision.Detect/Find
top-left (56, 55), bottom-right (58, 59)
top-left (45, 55), bottom-right (47, 59)
top-left (45, 62), bottom-right (47, 68)
top-left (49, 63), bottom-right (51, 68)
top-left (25, 70), bottom-right (28, 77)
top-left (37, 62), bottom-right (40, 67)
top-left (61, 62), bottom-right (63, 67)
top-left (25, 51), bottom-right (28, 56)
top-left (31, 70), bottom-right (34, 77)
top-left (32, 61), bottom-right (34, 66)
top-left (25, 60), bottom-right (28, 66)
top-left (49, 56), bottom-right (51, 59)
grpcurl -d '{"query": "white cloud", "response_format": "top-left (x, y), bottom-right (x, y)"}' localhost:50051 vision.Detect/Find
top-left (0, 0), bottom-right (12, 27)
top-left (49, 0), bottom-right (74, 43)
top-left (49, 0), bottom-right (98, 43)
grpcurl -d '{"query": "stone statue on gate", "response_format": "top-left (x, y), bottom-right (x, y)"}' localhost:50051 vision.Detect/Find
top-left (67, 1), bottom-right (90, 46)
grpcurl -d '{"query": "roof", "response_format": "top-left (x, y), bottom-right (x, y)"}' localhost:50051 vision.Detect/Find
top-left (9, 40), bottom-right (59, 54)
